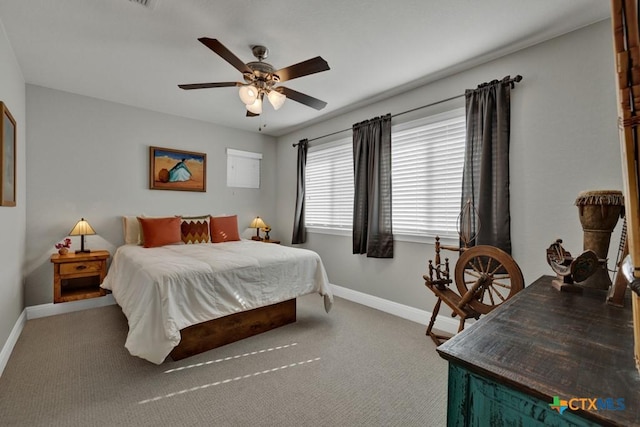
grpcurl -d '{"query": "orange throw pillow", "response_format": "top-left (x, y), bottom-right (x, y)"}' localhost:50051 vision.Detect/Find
top-left (211, 215), bottom-right (241, 243)
top-left (137, 216), bottom-right (182, 248)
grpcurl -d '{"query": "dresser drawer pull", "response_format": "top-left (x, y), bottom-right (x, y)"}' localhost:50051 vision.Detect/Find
top-left (59, 260), bottom-right (102, 275)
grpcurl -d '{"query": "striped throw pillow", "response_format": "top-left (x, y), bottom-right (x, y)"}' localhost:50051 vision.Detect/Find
top-left (181, 215), bottom-right (211, 244)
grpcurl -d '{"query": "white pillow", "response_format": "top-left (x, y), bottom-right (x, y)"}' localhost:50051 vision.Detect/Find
top-left (122, 215), bottom-right (142, 245)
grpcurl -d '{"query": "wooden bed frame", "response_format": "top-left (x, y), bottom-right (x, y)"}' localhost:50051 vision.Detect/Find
top-left (169, 299), bottom-right (296, 360)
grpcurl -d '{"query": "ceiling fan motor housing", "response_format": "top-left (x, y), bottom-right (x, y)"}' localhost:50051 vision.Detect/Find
top-left (244, 60), bottom-right (279, 89)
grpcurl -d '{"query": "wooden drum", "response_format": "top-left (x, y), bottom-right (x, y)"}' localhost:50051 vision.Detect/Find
top-left (575, 190), bottom-right (624, 289)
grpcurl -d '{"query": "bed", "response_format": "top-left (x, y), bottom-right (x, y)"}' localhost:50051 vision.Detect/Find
top-left (102, 222), bottom-right (333, 365)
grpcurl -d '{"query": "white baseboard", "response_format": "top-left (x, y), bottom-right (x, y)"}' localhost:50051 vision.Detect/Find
top-left (0, 309), bottom-right (26, 378)
top-left (331, 284), bottom-right (461, 336)
top-left (26, 294), bottom-right (116, 320)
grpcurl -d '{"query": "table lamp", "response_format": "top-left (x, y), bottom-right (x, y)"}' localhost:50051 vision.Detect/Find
top-left (69, 218), bottom-right (96, 253)
top-left (249, 216), bottom-right (267, 241)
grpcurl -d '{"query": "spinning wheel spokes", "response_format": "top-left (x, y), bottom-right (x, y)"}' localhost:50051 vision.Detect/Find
top-left (455, 245), bottom-right (524, 314)
top-left (488, 284), bottom-right (508, 301)
top-left (490, 279), bottom-right (512, 289)
top-left (464, 271), bottom-right (483, 281)
top-left (484, 285), bottom-right (500, 305)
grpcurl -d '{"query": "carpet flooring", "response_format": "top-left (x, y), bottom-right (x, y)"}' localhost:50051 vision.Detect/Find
top-left (0, 295), bottom-right (448, 426)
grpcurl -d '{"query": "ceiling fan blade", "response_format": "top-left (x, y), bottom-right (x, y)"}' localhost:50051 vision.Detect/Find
top-left (275, 56), bottom-right (330, 82)
top-left (178, 82), bottom-right (241, 90)
top-left (277, 86), bottom-right (327, 110)
top-left (198, 38), bottom-right (253, 75)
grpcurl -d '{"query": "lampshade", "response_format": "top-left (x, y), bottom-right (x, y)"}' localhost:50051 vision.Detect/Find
top-left (69, 218), bottom-right (96, 236)
top-left (250, 216), bottom-right (267, 229)
top-left (246, 96), bottom-right (263, 115)
top-left (239, 85), bottom-right (258, 105)
top-left (267, 89), bottom-right (286, 110)
top-left (69, 218), bottom-right (96, 253)
top-left (249, 216), bottom-right (267, 240)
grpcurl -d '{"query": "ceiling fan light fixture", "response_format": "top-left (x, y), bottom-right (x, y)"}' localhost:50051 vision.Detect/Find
top-left (179, 39), bottom-right (329, 116)
top-left (246, 96), bottom-right (263, 114)
top-left (267, 90), bottom-right (286, 110)
top-left (239, 85), bottom-right (258, 105)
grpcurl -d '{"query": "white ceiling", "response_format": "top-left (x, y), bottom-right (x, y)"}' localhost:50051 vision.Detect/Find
top-left (0, 0), bottom-right (610, 136)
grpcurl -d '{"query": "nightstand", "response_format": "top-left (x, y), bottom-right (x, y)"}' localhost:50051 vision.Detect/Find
top-left (262, 239), bottom-right (281, 244)
top-left (50, 250), bottom-right (109, 303)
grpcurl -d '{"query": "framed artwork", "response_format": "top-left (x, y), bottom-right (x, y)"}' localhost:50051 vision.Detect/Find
top-left (149, 146), bottom-right (206, 192)
top-left (0, 102), bottom-right (16, 207)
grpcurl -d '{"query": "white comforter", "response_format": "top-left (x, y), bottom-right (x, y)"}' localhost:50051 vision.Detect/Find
top-left (101, 240), bottom-right (333, 364)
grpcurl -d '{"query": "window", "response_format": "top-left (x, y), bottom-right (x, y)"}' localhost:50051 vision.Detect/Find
top-left (306, 140), bottom-right (354, 231)
top-left (392, 109), bottom-right (465, 240)
top-left (305, 108), bottom-right (465, 240)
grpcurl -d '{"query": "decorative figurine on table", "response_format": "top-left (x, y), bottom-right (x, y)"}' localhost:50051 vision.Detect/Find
top-left (55, 238), bottom-right (72, 255)
top-left (546, 239), bottom-right (599, 292)
top-left (262, 225), bottom-right (272, 241)
top-left (546, 190), bottom-right (625, 293)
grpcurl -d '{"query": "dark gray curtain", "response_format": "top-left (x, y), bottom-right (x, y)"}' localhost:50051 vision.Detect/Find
top-left (291, 139), bottom-right (308, 244)
top-left (461, 76), bottom-right (512, 253)
top-left (352, 114), bottom-right (393, 258)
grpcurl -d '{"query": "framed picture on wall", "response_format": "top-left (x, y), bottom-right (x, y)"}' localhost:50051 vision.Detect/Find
top-left (149, 146), bottom-right (206, 192)
top-left (0, 102), bottom-right (16, 207)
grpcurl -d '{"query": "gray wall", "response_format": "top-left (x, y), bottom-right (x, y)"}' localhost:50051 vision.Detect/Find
top-left (0, 19), bottom-right (26, 357)
top-left (275, 20), bottom-right (622, 314)
top-left (0, 17), bottom-right (623, 355)
top-left (24, 86), bottom-right (278, 306)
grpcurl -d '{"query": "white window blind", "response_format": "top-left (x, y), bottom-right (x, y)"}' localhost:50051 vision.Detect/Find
top-left (227, 148), bottom-right (262, 188)
top-left (306, 139), bottom-right (354, 230)
top-left (391, 109), bottom-right (465, 239)
top-left (305, 108), bottom-right (465, 240)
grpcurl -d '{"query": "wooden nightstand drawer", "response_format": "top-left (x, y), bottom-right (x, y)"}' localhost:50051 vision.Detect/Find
top-left (59, 261), bottom-right (102, 276)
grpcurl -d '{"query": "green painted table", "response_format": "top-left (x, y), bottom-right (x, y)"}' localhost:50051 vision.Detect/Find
top-left (437, 275), bottom-right (640, 426)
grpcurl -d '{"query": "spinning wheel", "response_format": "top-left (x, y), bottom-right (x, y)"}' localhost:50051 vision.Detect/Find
top-left (423, 200), bottom-right (524, 346)
top-left (454, 245), bottom-right (524, 315)
top-left (423, 240), bottom-right (524, 346)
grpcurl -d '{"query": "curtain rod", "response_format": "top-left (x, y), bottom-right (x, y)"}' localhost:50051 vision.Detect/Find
top-left (292, 74), bottom-right (523, 147)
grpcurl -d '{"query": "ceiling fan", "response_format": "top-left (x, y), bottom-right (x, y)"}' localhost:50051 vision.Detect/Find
top-left (178, 38), bottom-right (330, 117)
